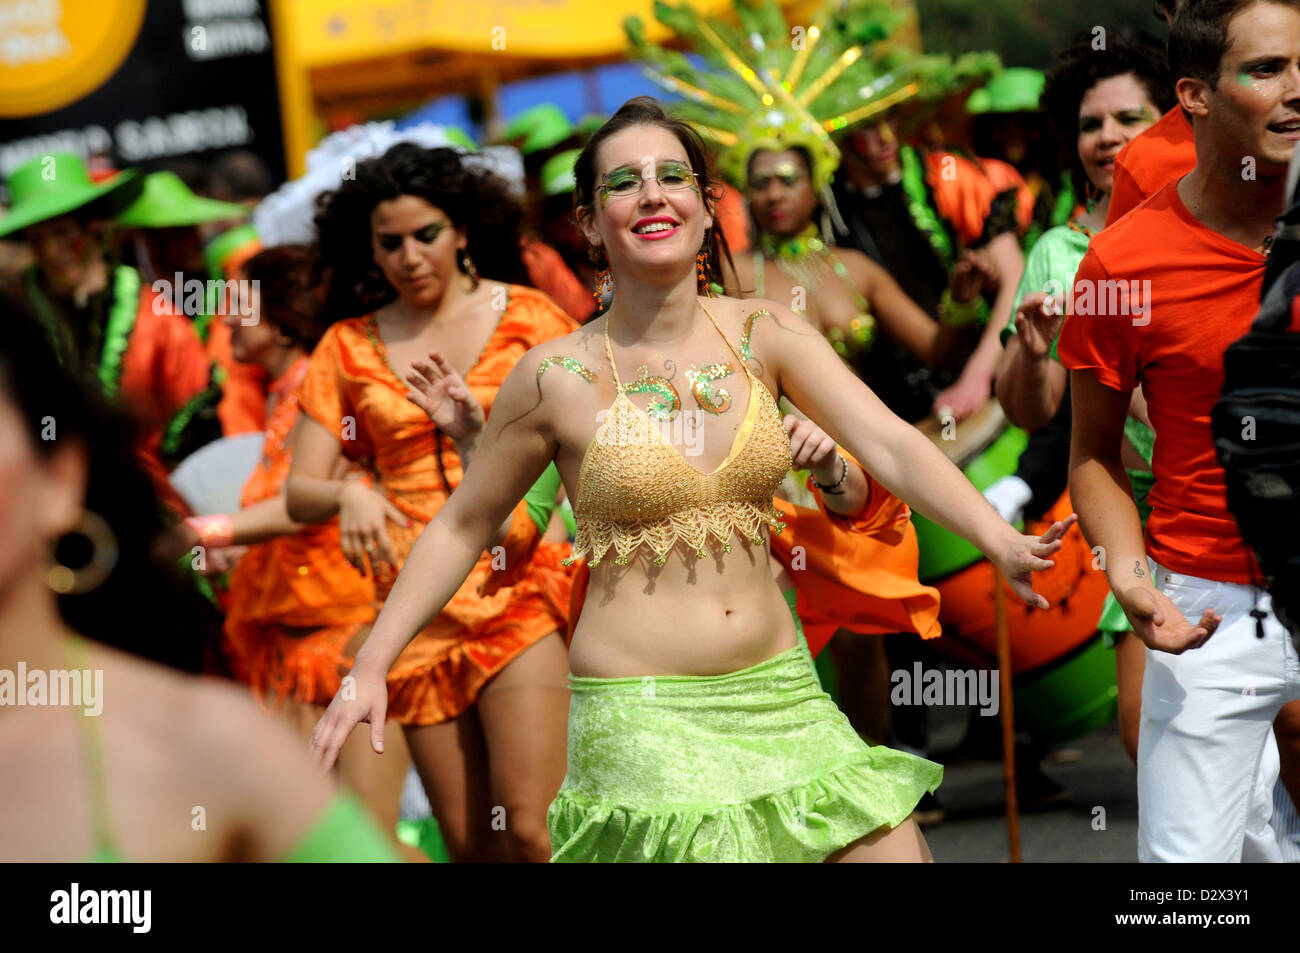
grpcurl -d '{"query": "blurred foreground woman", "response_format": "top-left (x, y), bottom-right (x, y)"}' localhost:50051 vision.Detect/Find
top-left (0, 309), bottom-right (396, 862)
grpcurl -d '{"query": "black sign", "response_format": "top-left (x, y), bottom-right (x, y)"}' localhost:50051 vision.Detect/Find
top-left (0, 0), bottom-right (284, 187)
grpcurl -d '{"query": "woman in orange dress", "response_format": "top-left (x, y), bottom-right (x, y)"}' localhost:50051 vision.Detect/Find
top-left (157, 245), bottom-right (416, 846)
top-left (287, 144), bottom-right (576, 863)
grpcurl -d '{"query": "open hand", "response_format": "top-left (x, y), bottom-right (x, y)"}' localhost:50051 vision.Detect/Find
top-left (783, 414), bottom-right (839, 476)
top-left (337, 482), bottom-right (409, 576)
top-left (308, 667), bottom-right (390, 770)
top-left (1013, 291), bottom-right (1066, 359)
top-left (404, 350), bottom-right (485, 443)
top-left (1117, 585), bottom-right (1221, 654)
top-left (993, 513), bottom-right (1079, 609)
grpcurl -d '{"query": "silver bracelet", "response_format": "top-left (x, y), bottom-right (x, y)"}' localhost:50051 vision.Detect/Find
top-left (811, 454), bottom-right (849, 494)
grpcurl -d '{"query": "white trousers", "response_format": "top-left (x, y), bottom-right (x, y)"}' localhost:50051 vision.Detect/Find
top-left (1137, 561), bottom-right (1300, 862)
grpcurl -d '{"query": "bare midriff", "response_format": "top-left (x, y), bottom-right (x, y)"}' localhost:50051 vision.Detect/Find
top-left (567, 536), bottom-right (799, 678)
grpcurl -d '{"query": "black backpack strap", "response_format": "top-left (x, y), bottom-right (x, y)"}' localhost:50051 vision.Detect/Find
top-left (1255, 256), bottom-right (1300, 335)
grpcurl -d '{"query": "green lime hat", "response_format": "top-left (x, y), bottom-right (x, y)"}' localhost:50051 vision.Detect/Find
top-left (504, 104), bottom-right (575, 155)
top-left (203, 223), bottom-right (260, 279)
top-left (0, 152), bottom-right (139, 239)
top-left (967, 67), bottom-right (1046, 115)
top-left (114, 171), bottom-right (249, 229)
top-left (540, 148), bottom-right (581, 197)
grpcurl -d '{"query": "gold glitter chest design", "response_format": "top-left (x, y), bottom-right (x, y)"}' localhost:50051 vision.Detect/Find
top-left (563, 304), bottom-right (792, 567)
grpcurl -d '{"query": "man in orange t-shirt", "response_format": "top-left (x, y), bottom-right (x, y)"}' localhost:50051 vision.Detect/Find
top-left (1104, 1), bottom-right (1194, 227)
top-left (1059, 0), bottom-right (1300, 861)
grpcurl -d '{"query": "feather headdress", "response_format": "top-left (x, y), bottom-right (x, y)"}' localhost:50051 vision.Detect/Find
top-left (624, 0), bottom-right (924, 192)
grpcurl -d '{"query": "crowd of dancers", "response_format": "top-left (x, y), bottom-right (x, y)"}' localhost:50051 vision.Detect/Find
top-left (1, 0), bottom-right (1298, 863)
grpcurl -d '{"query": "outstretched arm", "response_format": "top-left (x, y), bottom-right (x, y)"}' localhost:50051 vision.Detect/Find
top-left (308, 350), bottom-right (558, 767)
top-left (753, 302), bottom-right (1071, 608)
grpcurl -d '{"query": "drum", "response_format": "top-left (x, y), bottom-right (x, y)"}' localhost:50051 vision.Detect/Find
top-left (910, 400), bottom-right (1117, 744)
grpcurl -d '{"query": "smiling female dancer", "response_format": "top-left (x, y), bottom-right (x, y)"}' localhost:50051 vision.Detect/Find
top-left (310, 98), bottom-right (1075, 862)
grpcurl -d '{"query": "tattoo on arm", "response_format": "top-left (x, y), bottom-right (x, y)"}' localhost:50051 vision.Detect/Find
top-left (1134, 561), bottom-right (1145, 578)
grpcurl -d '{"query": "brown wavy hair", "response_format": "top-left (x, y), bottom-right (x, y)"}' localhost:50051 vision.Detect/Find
top-left (573, 96), bottom-right (734, 293)
top-left (312, 143), bottom-right (528, 320)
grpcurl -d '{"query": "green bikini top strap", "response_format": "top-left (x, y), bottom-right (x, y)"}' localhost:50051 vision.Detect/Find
top-left (62, 635), bottom-right (119, 860)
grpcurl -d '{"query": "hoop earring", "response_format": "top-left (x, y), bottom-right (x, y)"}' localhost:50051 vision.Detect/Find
top-left (48, 511), bottom-right (119, 595)
top-left (458, 250), bottom-right (481, 289)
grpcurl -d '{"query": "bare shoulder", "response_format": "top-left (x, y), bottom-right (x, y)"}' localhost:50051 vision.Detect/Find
top-left (90, 642), bottom-right (314, 788)
top-left (527, 317), bottom-right (606, 391)
top-left (707, 295), bottom-right (819, 352)
top-left (489, 317), bottom-right (606, 437)
top-left (828, 245), bottom-right (879, 284)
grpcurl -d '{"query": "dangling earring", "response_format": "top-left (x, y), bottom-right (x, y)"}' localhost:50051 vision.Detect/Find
top-left (1085, 180), bottom-right (1102, 212)
top-left (696, 248), bottom-right (713, 296)
top-left (48, 511), bottom-right (119, 595)
top-left (593, 267), bottom-right (613, 303)
top-left (591, 247), bottom-right (612, 304)
top-left (458, 250), bottom-right (481, 289)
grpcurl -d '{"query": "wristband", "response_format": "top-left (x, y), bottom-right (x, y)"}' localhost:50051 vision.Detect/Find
top-left (186, 514), bottom-right (235, 549)
top-left (939, 288), bottom-right (990, 328)
top-left (810, 454), bottom-right (849, 494)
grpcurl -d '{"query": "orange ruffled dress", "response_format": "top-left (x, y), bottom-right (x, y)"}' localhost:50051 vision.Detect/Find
top-left (222, 357), bottom-right (376, 706)
top-left (298, 286), bottom-right (578, 725)
top-left (769, 454), bottom-right (941, 657)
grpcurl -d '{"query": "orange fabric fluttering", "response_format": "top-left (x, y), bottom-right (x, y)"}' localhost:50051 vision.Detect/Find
top-left (923, 150), bottom-right (1031, 246)
top-left (769, 456), bottom-right (940, 657)
top-left (928, 490), bottom-right (1108, 676)
top-left (222, 356), bottom-right (377, 706)
top-left (298, 286), bottom-right (578, 725)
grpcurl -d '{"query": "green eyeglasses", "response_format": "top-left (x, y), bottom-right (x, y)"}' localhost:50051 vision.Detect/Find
top-left (598, 161), bottom-right (700, 203)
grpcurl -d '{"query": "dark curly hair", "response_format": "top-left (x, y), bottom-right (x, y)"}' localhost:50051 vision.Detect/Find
top-left (241, 244), bottom-right (327, 350)
top-left (0, 307), bottom-right (218, 673)
top-left (573, 96), bottom-right (735, 294)
top-left (312, 143), bottom-right (528, 320)
top-left (1042, 29), bottom-right (1175, 197)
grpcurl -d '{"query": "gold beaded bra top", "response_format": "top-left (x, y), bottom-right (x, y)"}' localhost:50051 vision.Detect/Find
top-left (560, 303), bottom-right (792, 568)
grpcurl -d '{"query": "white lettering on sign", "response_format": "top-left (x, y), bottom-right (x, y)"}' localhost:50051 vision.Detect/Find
top-left (183, 19), bottom-right (270, 61)
top-left (115, 106), bottom-right (252, 162)
top-left (0, 0), bottom-right (70, 67)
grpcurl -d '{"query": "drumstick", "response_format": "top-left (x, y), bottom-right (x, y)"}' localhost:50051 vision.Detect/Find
top-left (994, 569), bottom-right (1022, 863)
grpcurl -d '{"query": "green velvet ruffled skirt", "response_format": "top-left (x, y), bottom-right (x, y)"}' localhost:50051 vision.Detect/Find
top-left (547, 642), bottom-right (943, 862)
